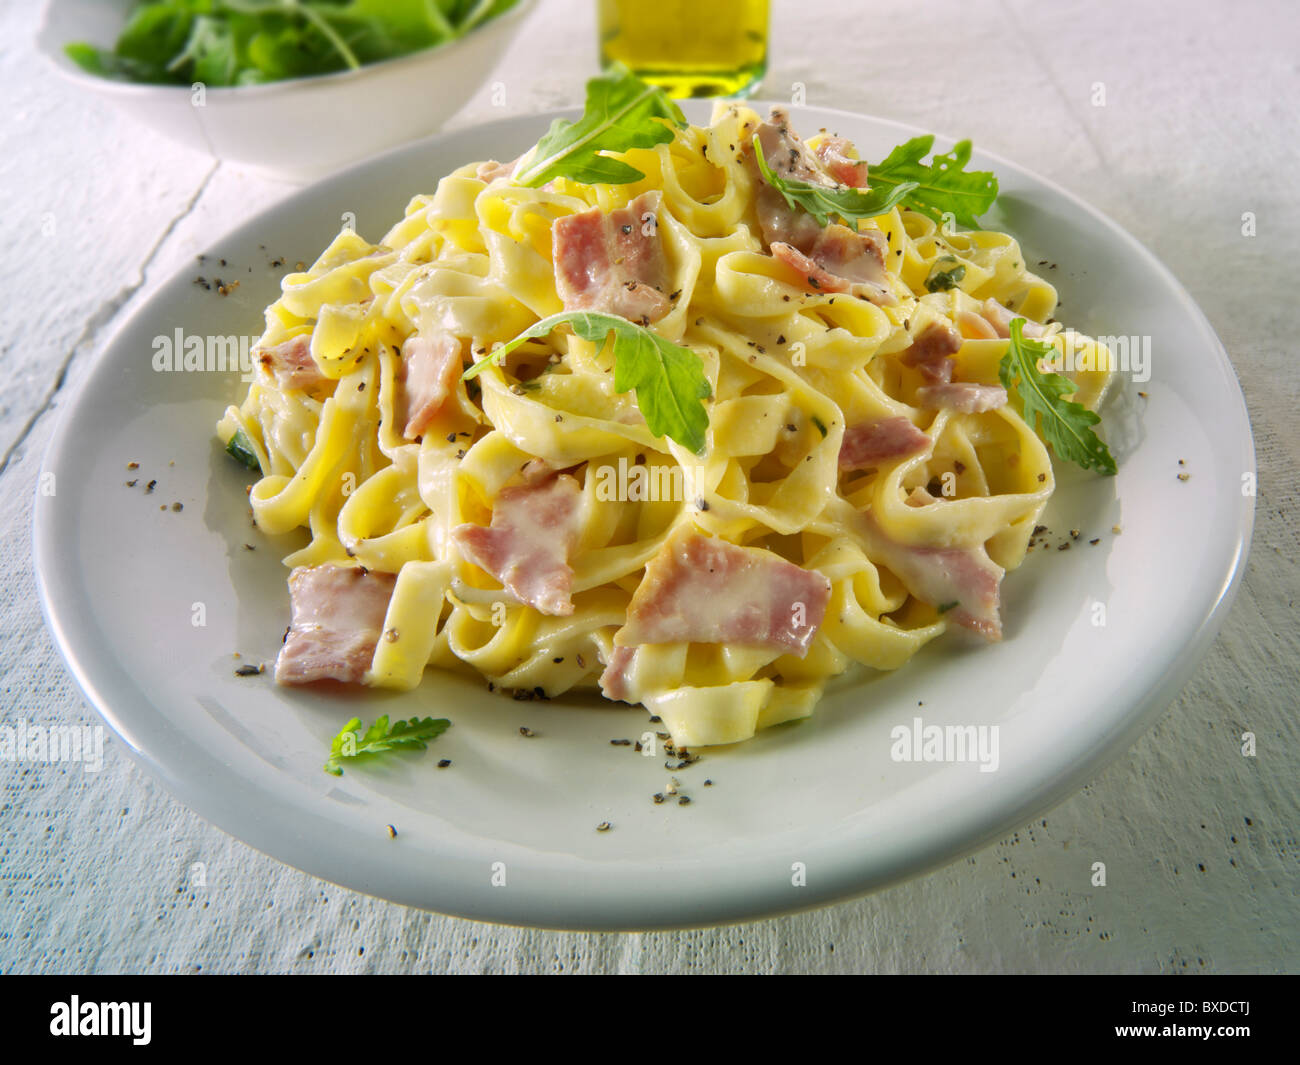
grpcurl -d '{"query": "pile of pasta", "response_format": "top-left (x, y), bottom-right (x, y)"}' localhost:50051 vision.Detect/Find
top-left (218, 102), bottom-right (1114, 747)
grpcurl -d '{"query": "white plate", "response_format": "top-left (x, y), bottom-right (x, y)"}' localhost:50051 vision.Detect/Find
top-left (34, 103), bottom-right (1255, 930)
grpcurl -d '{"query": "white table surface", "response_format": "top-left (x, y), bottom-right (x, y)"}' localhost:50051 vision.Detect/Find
top-left (2, 0), bottom-right (1296, 974)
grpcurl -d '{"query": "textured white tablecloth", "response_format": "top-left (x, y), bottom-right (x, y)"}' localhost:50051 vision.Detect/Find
top-left (2, 0), bottom-right (1295, 974)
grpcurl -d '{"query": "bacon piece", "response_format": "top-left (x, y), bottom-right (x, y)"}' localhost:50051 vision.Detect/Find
top-left (980, 298), bottom-right (1050, 339)
top-left (612, 528), bottom-right (832, 657)
top-left (839, 416), bottom-right (931, 470)
top-left (598, 645), bottom-right (637, 703)
top-left (955, 309), bottom-right (1000, 339)
top-left (552, 191), bottom-right (670, 325)
top-left (771, 224), bottom-right (893, 304)
top-left (399, 331), bottom-right (462, 440)
top-left (771, 241), bottom-right (850, 293)
top-left (756, 184), bottom-right (824, 250)
top-left (275, 566), bottom-right (397, 685)
top-left (748, 111), bottom-right (895, 306)
top-left (750, 108), bottom-right (832, 250)
top-left (814, 135), bottom-right (869, 188)
top-left (753, 107), bottom-right (826, 184)
top-left (475, 157), bottom-right (518, 183)
top-left (917, 358), bottom-right (954, 384)
top-left (519, 458), bottom-right (556, 484)
top-left (258, 334), bottom-right (328, 393)
top-left (452, 475), bottom-right (583, 616)
top-left (861, 516), bottom-right (1004, 640)
top-left (917, 383), bottom-right (1008, 413)
top-left (808, 224), bottom-right (888, 283)
top-left (899, 319), bottom-right (962, 383)
top-left (902, 321), bottom-right (963, 362)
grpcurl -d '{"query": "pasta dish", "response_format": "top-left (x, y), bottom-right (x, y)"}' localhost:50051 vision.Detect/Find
top-left (217, 70), bottom-right (1116, 748)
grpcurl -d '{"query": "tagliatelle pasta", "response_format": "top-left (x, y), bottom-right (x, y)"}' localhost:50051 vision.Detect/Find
top-left (217, 99), bottom-right (1115, 749)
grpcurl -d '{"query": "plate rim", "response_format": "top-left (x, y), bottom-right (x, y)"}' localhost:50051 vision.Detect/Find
top-left (31, 102), bottom-right (1256, 930)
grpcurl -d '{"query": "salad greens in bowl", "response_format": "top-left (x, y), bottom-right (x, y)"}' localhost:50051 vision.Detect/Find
top-left (38, 0), bottom-right (535, 181)
top-left (64, 0), bottom-right (523, 87)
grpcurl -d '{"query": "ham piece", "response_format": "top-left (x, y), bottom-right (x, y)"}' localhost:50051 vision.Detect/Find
top-left (599, 528), bottom-right (832, 701)
top-left (452, 474), bottom-right (584, 616)
top-left (750, 110), bottom-right (893, 304)
top-left (770, 224), bottom-right (890, 298)
top-left (275, 565), bottom-right (397, 685)
top-left (258, 334), bottom-right (328, 393)
top-left (613, 528), bottom-right (831, 656)
top-left (916, 383), bottom-right (1008, 413)
top-left (839, 416), bottom-right (931, 470)
top-left (399, 331), bottom-right (462, 440)
top-left (813, 135), bottom-right (870, 188)
top-left (751, 108), bottom-right (830, 250)
top-left (980, 298), bottom-right (1050, 338)
top-left (551, 191), bottom-right (670, 325)
top-left (860, 516), bottom-right (1005, 640)
top-left (475, 157), bottom-right (518, 183)
top-left (900, 319), bottom-right (963, 384)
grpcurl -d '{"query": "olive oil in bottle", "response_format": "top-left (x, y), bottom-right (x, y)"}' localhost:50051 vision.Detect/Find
top-left (597, 0), bottom-right (770, 98)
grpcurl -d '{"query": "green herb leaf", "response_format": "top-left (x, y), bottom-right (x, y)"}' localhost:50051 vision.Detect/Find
top-left (752, 133), bottom-right (917, 227)
top-left (464, 311), bottom-right (711, 454)
top-left (513, 64), bottom-right (687, 188)
top-left (225, 427), bottom-right (261, 470)
top-left (999, 318), bottom-right (1117, 475)
top-left (324, 714), bottom-right (451, 776)
top-left (866, 135), bottom-right (999, 229)
top-left (924, 258), bottom-right (966, 292)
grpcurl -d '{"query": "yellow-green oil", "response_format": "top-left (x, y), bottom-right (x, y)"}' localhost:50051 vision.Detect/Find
top-left (597, 0), bottom-right (769, 98)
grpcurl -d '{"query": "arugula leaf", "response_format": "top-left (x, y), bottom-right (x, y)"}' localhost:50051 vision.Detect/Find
top-left (752, 133), bottom-right (917, 227)
top-left (513, 64), bottom-right (687, 188)
top-left (64, 42), bottom-right (159, 81)
top-left (116, 1), bottom-right (196, 73)
top-left (324, 714), bottom-right (451, 776)
top-left (171, 16), bottom-right (242, 86)
top-left (225, 427), bottom-right (261, 470)
top-left (463, 311), bottom-right (711, 454)
top-left (999, 318), bottom-right (1116, 475)
top-left (866, 136), bottom-right (999, 229)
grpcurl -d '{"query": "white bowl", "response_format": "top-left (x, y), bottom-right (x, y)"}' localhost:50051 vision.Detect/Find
top-left (36, 0), bottom-right (536, 182)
